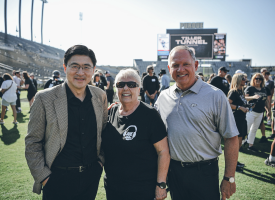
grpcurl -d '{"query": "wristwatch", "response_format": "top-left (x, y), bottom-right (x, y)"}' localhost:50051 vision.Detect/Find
top-left (156, 182), bottom-right (167, 189)
top-left (237, 106), bottom-right (240, 110)
top-left (223, 176), bottom-right (235, 183)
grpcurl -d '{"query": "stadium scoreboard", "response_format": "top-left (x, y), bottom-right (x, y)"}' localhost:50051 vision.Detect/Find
top-left (157, 27), bottom-right (226, 61)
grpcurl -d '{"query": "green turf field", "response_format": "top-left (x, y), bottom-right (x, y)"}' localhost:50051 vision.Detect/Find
top-left (0, 91), bottom-right (274, 199)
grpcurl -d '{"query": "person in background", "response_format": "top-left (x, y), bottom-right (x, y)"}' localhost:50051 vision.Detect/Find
top-left (227, 73), bottom-right (249, 173)
top-left (105, 71), bottom-right (115, 105)
top-left (143, 65), bottom-right (160, 106)
top-left (22, 71), bottom-right (37, 109)
top-left (30, 73), bottom-right (38, 91)
top-left (207, 73), bottom-right (216, 84)
top-left (140, 72), bottom-right (147, 102)
top-left (0, 73), bottom-right (18, 124)
top-left (0, 72), bottom-right (4, 97)
top-left (155, 45), bottom-right (239, 200)
top-left (97, 70), bottom-right (107, 91)
top-left (210, 66), bottom-right (230, 95)
top-left (265, 136), bottom-right (275, 168)
top-left (102, 68), bottom-right (170, 200)
top-left (225, 74), bottom-right (232, 85)
top-left (44, 70), bottom-right (64, 89)
top-left (159, 69), bottom-right (170, 92)
top-left (93, 73), bottom-right (105, 90)
top-left (13, 71), bottom-right (24, 113)
top-left (244, 73), bottom-right (270, 152)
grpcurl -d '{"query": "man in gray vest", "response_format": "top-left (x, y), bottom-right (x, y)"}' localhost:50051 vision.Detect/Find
top-left (155, 45), bottom-right (239, 200)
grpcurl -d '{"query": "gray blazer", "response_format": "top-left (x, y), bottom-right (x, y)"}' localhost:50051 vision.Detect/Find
top-left (25, 83), bottom-right (108, 194)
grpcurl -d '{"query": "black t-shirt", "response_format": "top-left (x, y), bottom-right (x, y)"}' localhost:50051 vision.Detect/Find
top-left (44, 78), bottom-right (64, 89)
top-left (102, 102), bottom-right (167, 191)
top-left (244, 86), bottom-right (271, 113)
top-left (228, 90), bottom-right (247, 119)
top-left (265, 80), bottom-right (274, 93)
top-left (210, 76), bottom-right (230, 95)
top-left (143, 75), bottom-right (160, 95)
top-left (25, 78), bottom-right (36, 95)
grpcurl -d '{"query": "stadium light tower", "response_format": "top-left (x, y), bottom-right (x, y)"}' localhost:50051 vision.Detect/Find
top-left (41, 0), bottom-right (48, 44)
top-left (31, 0), bottom-right (34, 41)
top-left (4, 0), bottom-right (7, 35)
top-left (18, 0), bottom-right (22, 38)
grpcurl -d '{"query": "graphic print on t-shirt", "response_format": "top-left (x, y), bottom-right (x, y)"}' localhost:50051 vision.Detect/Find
top-left (122, 125), bottom-right (137, 140)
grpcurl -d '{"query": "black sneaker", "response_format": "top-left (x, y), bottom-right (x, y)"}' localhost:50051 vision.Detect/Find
top-left (236, 166), bottom-right (243, 173)
top-left (237, 161), bottom-right (245, 168)
top-left (267, 134), bottom-right (275, 140)
top-left (264, 157), bottom-right (275, 168)
top-left (247, 146), bottom-right (258, 152)
top-left (259, 136), bottom-right (268, 143)
top-left (239, 146), bottom-right (245, 153)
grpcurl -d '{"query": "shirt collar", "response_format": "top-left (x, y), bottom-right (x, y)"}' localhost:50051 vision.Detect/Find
top-left (65, 83), bottom-right (92, 101)
top-left (171, 76), bottom-right (203, 94)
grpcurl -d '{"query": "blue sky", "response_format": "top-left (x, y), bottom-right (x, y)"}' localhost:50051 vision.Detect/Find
top-left (0, 0), bottom-right (274, 66)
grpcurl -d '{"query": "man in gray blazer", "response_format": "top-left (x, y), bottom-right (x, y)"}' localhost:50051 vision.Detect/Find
top-left (25, 45), bottom-right (108, 199)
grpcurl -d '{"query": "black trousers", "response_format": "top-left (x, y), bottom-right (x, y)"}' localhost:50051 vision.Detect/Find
top-left (106, 90), bottom-right (114, 104)
top-left (168, 159), bottom-right (220, 200)
top-left (16, 92), bottom-right (21, 110)
top-left (42, 163), bottom-right (102, 200)
top-left (104, 175), bottom-right (155, 200)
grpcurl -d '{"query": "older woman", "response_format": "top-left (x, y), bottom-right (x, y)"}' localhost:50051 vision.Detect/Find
top-left (0, 73), bottom-right (18, 124)
top-left (244, 73), bottom-right (270, 152)
top-left (102, 69), bottom-right (170, 200)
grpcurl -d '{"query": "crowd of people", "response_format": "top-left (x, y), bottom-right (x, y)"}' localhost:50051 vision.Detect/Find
top-left (1, 43), bottom-right (274, 200)
top-left (0, 70), bottom-right (38, 124)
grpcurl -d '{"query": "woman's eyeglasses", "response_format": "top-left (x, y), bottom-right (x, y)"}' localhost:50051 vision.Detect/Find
top-left (255, 78), bottom-right (263, 81)
top-left (116, 82), bottom-right (139, 88)
top-left (242, 78), bottom-right (246, 81)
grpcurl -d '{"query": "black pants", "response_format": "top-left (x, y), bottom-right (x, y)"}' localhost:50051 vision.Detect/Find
top-left (104, 175), bottom-right (155, 200)
top-left (43, 163), bottom-right (102, 200)
top-left (106, 90), bottom-right (114, 104)
top-left (16, 92), bottom-right (21, 110)
top-left (168, 159), bottom-right (220, 200)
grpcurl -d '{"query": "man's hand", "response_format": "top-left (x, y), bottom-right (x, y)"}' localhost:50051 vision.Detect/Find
top-left (266, 110), bottom-right (271, 118)
top-left (108, 102), bottom-right (119, 110)
top-left (220, 179), bottom-right (236, 200)
top-left (150, 94), bottom-right (156, 100)
top-left (155, 186), bottom-right (167, 200)
top-left (42, 177), bottom-right (49, 187)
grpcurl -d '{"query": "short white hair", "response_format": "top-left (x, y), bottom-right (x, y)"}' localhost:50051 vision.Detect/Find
top-left (168, 45), bottom-right (196, 66)
top-left (115, 68), bottom-right (141, 87)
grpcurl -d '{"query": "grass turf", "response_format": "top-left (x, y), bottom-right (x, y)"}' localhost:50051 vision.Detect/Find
top-left (0, 91), bottom-right (274, 199)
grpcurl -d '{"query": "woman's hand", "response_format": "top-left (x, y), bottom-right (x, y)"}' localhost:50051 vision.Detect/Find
top-left (155, 186), bottom-right (167, 200)
top-left (240, 106), bottom-right (249, 113)
top-left (252, 94), bottom-right (260, 99)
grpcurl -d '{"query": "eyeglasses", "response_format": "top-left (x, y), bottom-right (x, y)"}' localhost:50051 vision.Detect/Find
top-left (69, 65), bottom-right (93, 72)
top-left (116, 82), bottom-right (139, 88)
top-left (255, 78), bottom-right (263, 81)
top-left (242, 77), bottom-right (246, 81)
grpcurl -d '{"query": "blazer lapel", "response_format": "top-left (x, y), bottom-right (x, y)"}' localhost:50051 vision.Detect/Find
top-left (54, 83), bottom-right (68, 148)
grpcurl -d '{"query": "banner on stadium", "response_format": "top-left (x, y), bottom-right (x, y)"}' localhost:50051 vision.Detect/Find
top-left (170, 34), bottom-right (213, 59)
top-left (157, 34), bottom-right (170, 59)
top-left (213, 33), bottom-right (226, 61)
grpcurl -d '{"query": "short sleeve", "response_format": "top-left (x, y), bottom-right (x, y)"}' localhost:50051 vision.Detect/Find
top-left (266, 87), bottom-right (271, 96)
top-left (228, 90), bottom-right (237, 102)
top-left (244, 86), bottom-right (252, 95)
top-left (149, 109), bottom-right (167, 144)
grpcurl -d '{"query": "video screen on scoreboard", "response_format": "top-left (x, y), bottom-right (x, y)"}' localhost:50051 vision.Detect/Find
top-left (213, 34), bottom-right (226, 61)
top-left (170, 34), bottom-right (213, 59)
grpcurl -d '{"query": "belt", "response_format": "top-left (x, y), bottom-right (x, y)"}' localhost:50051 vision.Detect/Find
top-left (171, 157), bottom-right (218, 168)
top-left (52, 164), bottom-right (93, 172)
